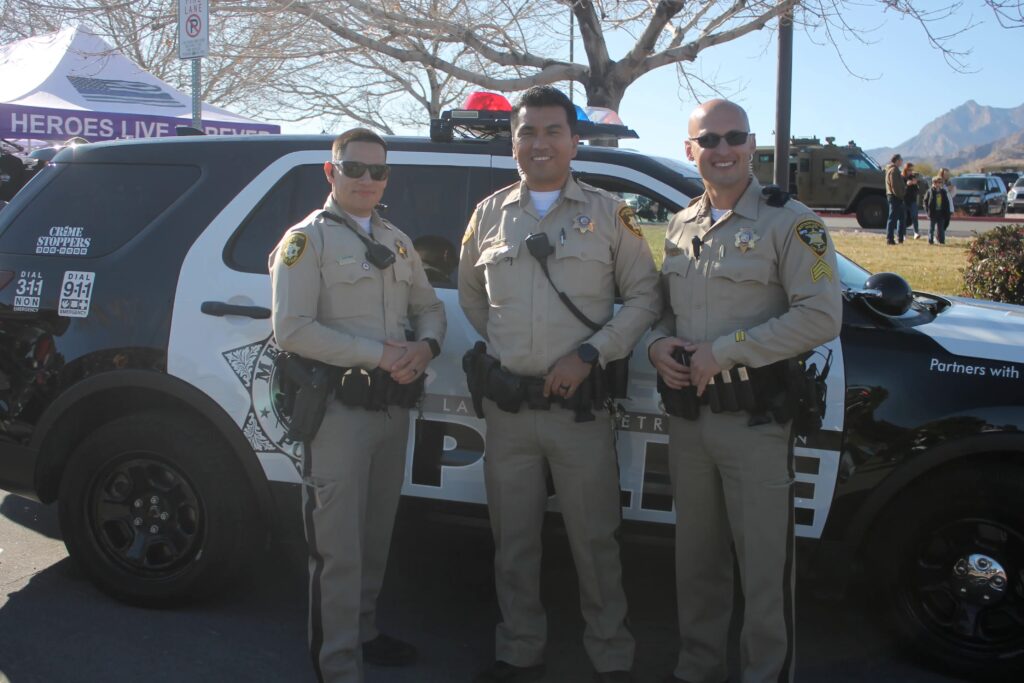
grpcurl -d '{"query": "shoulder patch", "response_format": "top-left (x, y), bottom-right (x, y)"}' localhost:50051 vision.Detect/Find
top-left (280, 232), bottom-right (307, 267)
top-left (462, 216), bottom-right (476, 245)
top-left (795, 219), bottom-right (828, 256)
top-left (618, 205), bottom-right (643, 239)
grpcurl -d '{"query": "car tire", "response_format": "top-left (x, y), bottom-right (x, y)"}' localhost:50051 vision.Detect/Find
top-left (870, 463), bottom-right (1024, 678)
top-left (58, 410), bottom-right (259, 606)
top-left (855, 194), bottom-right (887, 230)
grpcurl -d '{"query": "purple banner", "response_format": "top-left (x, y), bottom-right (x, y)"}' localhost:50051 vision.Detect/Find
top-left (0, 103), bottom-right (279, 141)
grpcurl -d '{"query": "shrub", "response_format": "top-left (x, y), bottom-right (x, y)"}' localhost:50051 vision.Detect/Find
top-left (961, 224), bottom-right (1024, 304)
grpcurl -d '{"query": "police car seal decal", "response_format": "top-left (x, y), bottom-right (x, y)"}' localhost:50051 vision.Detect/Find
top-left (222, 335), bottom-right (303, 468)
top-left (280, 232), bottom-right (307, 267)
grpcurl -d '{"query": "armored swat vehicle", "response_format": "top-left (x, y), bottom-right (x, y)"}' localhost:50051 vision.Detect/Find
top-left (752, 136), bottom-right (888, 230)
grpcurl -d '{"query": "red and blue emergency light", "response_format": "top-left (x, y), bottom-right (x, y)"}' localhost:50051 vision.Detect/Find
top-left (429, 91), bottom-right (638, 142)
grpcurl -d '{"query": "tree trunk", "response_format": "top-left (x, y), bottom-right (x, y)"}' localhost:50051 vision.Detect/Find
top-left (583, 78), bottom-right (627, 147)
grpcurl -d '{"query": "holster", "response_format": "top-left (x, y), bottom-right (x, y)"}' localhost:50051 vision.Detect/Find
top-left (657, 348), bottom-right (701, 420)
top-left (602, 355), bottom-right (630, 399)
top-left (786, 355), bottom-right (827, 435)
top-left (274, 352), bottom-right (343, 442)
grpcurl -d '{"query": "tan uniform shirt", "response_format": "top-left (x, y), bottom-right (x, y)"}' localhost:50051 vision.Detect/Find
top-left (459, 177), bottom-right (661, 377)
top-left (270, 196), bottom-right (446, 369)
top-left (650, 177), bottom-right (842, 369)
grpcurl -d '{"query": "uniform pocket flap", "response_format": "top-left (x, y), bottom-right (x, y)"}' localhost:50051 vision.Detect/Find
top-left (710, 258), bottom-right (772, 285)
top-left (476, 241), bottom-right (520, 267)
top-left (555, 238), bottom-right (612, 264)
top-left (661, 253), bottom-right (692, 278)
top-left (322, 260), bottom-right (374, 286)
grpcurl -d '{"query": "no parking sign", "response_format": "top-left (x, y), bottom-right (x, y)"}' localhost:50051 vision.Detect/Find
top-left (178, 0), bottom-right (209, 59)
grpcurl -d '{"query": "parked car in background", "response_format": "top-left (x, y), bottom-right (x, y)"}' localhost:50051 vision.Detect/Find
top-left (1008, 176), bottom-right (1024, 214)
top-left (952, 173), bottom-right (1007, 216)
top-left (991, 171), bottom-right (1020, 194)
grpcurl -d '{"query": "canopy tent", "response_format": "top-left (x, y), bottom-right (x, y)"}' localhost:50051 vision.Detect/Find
top-left (0, 27), bottom-right (279, 141)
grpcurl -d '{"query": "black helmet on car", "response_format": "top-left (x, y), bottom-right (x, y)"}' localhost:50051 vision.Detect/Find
top-left (863, 272), bottom-right (913, 316)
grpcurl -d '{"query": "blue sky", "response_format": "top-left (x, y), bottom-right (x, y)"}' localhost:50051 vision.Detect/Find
top-left (282, 1), bottom-right (1020, 159)
top-left (612, 1), bottom-right (1022, 158)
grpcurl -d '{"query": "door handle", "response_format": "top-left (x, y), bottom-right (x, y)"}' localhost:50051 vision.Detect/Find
top-left (201, 301), bottom-right (271, 319)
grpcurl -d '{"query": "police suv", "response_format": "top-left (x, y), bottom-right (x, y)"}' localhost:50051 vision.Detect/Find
top-left (0, 97), bottom-right (1021, 677)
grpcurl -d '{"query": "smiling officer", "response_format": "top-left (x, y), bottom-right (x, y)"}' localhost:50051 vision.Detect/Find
top-left (270, 128), bottom-right (445, 683)
top-left (459, 86), bottom-right (661, 683)
top-left (648, 99), bottom-right (842, 683)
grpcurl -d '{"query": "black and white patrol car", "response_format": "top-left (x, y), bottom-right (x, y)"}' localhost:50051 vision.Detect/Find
top-left (0, 111), bottom-right (1021, 677)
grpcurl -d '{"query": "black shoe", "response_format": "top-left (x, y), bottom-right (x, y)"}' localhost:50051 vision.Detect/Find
top-left (595, 671), bottom-right (632, 682)
top-left (475, 660), bottom-right (545, 682)
top-left (362, 634), bottom-right (416, 666)
top-left (886, 240), bottom-right (896, 245)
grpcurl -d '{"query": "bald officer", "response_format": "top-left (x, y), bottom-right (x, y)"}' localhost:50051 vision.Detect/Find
top-left (648, 100), bottom-right (842, 683)
top-left (459, 86), bottom-right (661, 683)
top-left (271, 128), bottom-right (445, 683)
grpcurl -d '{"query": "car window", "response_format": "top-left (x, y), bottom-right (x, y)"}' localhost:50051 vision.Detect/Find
top-left (845, 154), bottom-right (876, 171)
top-left (226, 163), bottom-right (474, 288)
top-left (837, 252), bottom-right (871, 290)
top-left (1016, 178), bottom-right (1024, 189)
top-left (225, 164), bottom-right (326, 274)
top-left (0, 162), bottom-right (200, 257)
top-left (952, 177), bottom-right (985, 192)
top-left (823, 159), bottom-right (841, 173)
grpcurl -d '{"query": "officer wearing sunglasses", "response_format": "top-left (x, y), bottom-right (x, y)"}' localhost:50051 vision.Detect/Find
top-left (270, 128), bottom-right (446, 683)
top-left (647, 100), bottom-right (842, 683)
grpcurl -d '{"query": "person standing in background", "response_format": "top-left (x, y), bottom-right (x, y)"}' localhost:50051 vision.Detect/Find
top-left (884, 154), bottom-right (907, 245)
top-left (903, 163), bottom-right (921, 240)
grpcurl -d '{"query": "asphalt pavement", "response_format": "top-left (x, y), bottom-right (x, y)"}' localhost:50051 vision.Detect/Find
top-left (0, 489), bottom-right (966, 683)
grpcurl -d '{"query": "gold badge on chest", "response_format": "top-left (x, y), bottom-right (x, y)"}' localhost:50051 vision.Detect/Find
top-left (395, 239), bottom-right (408, 258)
top-left (734, 227), bottom-right (760, 253)
top-left (574, 214), bottom-right (594, 234)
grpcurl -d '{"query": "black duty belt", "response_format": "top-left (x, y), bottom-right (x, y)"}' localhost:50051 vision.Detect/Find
top-left (336, 367), bottom-right (424, 411)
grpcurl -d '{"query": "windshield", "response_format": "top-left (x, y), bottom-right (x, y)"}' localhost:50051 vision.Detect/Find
top-left (837, 252), bottom-right (871, 290)
top-left (1015, 178), bottom-right (1024, 189)
top-left (952, 177), bottom-right (986, 192)
top-left (847, 153), bottom-right (881, 171)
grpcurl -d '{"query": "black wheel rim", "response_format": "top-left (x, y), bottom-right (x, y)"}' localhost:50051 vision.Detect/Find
top-left (899, 516), bottom-right (1024, 658)
top-left (87, 455), bottom-right (204, 576)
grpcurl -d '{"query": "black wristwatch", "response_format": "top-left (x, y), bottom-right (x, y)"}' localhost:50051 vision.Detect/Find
top-left (422, 337), bottom-right (441, 359)
top-left (577, 343), bottom-right (599, 366)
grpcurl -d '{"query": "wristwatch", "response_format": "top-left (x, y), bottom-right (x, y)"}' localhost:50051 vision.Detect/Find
top-left (577, 343), bottom-right (599, 366)
top-left (422, 338), bottom-right (441, 358)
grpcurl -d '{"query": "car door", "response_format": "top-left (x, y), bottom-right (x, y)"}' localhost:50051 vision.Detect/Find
top-left (166, 148), bottom-right (494, 500)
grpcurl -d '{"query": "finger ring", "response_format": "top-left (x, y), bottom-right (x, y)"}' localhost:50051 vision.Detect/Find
top-left (559, 384), bottom-right (570, 390)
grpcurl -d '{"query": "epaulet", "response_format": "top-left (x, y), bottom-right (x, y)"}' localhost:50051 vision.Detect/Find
top-left (476, 180), bottom-right (518, 208)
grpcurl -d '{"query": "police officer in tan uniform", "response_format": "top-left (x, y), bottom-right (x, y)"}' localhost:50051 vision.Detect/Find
top-left (648, 100), bottom-right (842, 683)
top-left (459, 86), bottom-right (661, 683)
top-left (270, 128), bottom-right (446, 683)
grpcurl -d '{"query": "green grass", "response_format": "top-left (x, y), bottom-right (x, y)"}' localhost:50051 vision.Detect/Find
top-left (641, 224), bottom-right (971, 296)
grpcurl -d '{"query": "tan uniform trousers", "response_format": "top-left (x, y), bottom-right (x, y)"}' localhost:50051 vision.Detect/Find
top-left (483, 399), bottom-right (635, 672)
top-left (668, 409), bottom-right (795, 683)
top-left (302, 400), bottom-right (410, 683)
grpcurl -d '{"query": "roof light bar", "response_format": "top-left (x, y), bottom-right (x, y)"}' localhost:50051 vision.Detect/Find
top-left (430, 91), bottom-right (638, 143)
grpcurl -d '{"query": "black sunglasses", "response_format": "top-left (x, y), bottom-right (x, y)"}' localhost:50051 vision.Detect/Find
top-left (688, 130), bottom-right (751, 149)
top-left (332, 160), bottom-right (390, 181)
